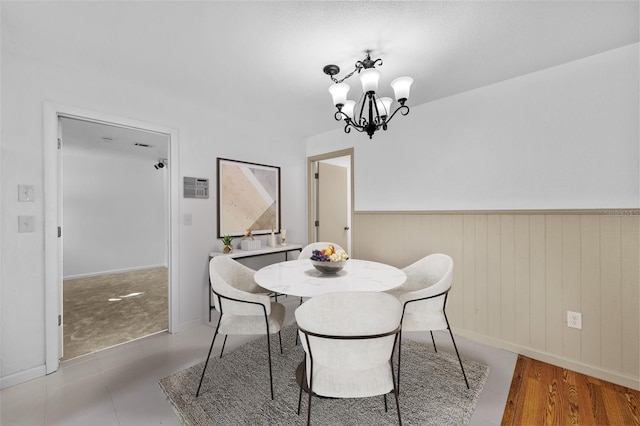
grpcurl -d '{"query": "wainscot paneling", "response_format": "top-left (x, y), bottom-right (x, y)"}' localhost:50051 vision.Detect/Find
top-left (353, 210), bottom-right (639, 390)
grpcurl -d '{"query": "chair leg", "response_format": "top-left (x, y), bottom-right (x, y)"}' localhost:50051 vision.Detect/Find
top-left (266, 331), bottom-right (274, 400)
top-left (443, 311), bottom-right (470, 389)
top-left (384, 393), bottom-right (388, 412)
top-left (297, 381), bottom-right (303, 415)
top-left (219, 335), bottom-right (228, 358)
top-left (278, 330), bottom-right (283, 354)
top-left (391, 357), bottom-right (402, 425)
top-left (393, 384), bottom-right (402, 425)
top-left (397, 330), bottom-right (402, 392)
top-left (196, 319), bottom-right (221, 397)
top-left (447, 327), bottom-right (470, 389)
top-left (306, 391), bottom-right (312, 426)
top-left (430, 330), bottom-right (437, 353)
top-left (297, 361), bottom-right (306, 415)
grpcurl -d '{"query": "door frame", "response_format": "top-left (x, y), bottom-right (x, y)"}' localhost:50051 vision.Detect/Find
top-left (43, 102), bottom-right (180, 374)
top-left (306, 148), bottom-right (354, 252)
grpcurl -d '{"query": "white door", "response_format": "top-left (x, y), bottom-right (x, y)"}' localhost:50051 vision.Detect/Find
top-left (317, 161), bottom-right (349, 251)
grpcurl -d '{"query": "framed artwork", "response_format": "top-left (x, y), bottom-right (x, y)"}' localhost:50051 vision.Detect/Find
top-left (217, 157), bottom-right (281, 238)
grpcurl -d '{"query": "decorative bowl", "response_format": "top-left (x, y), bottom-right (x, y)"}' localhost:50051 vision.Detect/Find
top-left (310, 259), bottom-right (347, 274)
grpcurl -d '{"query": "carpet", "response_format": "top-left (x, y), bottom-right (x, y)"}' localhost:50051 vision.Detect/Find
top-left (63, 267), bottom-right (168, 360)
top-left (159, 325), bottom-right (489, 425)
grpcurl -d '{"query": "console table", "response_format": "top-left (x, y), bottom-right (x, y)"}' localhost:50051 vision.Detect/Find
top-left (207, 243), bottom-right (303, 320)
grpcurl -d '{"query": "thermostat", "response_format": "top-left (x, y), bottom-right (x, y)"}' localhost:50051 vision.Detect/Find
top-left (183, 177), bottom-right (209, 199)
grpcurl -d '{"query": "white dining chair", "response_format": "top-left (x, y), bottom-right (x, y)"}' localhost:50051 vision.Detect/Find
top-left (196, 256), bottom-right (286, 399)
top-left (295, 291), bottom-right (403, 425)
top-left (387, 253), bottom-right (469, 389)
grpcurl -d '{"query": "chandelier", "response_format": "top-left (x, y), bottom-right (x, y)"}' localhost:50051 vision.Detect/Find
top-left (323, 51), bottom-right (413, 139)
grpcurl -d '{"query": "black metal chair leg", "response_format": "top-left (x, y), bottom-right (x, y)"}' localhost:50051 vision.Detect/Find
top-left (397, 330), bottom-right (402, 392)
top-left (430, 330), bottom-right (437, 352)
top-left (219, 334), bottom-right (228, 358)
top-left (391, 358), bottom-right (402, 425)
top-left (297, 362), bottom-right (306, 415)
top-left (384, 393), bottom-right (388, 411)
top-left (443, 311), bottom-right (469, 389)
top-left (196, 320), bottom-right (221, 397)
top-left (448, 327), bottom-right (470, 389)
top-left (266, 331), bottom-right (274, 400)
top-left (306, 391), bottom-right (312, 426)
top-left (393, 385), bottom-right (402, 425)
top-left (278, 330), bottom-right (283, 354)
top-left (297, 382), bottom-right (303, 415)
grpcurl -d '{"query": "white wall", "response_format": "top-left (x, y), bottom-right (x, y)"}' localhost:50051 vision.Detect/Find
top-left (0, 43), bottom-right (306, 385)
top-left (307, 44), bottom-right (639, 388)
top-left (308, 44), bottom-right (639, 211)
top-left (62, 146), bottom-right (167, 278)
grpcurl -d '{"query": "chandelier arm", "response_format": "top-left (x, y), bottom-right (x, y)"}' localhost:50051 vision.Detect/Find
top-left (356, 93), bottom-right (368, 125)
top-left (348, 123), bottom-right (366, 133)
top-left (372, 94), bottom-right (383, 125)
top-left (384, 105), bottom-right (410, 124)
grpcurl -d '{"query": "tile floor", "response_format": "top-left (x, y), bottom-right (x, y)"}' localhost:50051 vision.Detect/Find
top-left (1, 296), bottom-right (517, 425)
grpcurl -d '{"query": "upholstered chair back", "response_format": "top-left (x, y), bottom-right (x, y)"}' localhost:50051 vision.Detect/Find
top-left (295, 291), bottom-right (402, 398)
top-left (395, 253), bottom-right (454, 331)
top-left (209, 256), bottom-right (270, 316)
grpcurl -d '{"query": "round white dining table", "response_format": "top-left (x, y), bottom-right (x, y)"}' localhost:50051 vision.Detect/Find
top-left (254, 258), bottom-right (407, 298)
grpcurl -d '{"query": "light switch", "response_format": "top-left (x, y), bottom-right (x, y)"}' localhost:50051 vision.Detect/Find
top-left (18, 216), bottom-right (35, 233)
top-left (18, 185), bottom-right (34, 202)
top-left (183, 213), bottom-right (192, 226)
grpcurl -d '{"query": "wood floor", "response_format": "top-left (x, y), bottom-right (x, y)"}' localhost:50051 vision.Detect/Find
top-left (502, 355), bottom-right (640, 426)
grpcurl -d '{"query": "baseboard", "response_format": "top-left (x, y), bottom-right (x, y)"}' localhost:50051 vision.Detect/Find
top-left (63, 264), bottom-right (167, 280)
top-left (171, 317), bottom-right (203, 334)
top-left (0, 364), bottom-right (47, 390)
top-left (453, 327), bottom-right (640, 391)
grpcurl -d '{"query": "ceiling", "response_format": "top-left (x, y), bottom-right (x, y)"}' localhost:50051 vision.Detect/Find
top-left (3, 1), bottom-right (638, 139)
top-left (61, 117), bottom-right (169, 162)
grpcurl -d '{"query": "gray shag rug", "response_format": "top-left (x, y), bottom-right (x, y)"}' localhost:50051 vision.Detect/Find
top-left (159, 325), bottom-right (488, 425)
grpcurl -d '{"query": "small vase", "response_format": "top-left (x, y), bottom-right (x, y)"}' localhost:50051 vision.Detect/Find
top-left (223, 245), bottom-right (232, 253)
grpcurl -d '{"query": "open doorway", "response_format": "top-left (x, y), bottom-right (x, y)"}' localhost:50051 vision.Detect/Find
top-left (59, 117), bottom-right (170, 361)
top-left (307, 149), bottom-right (354, 255)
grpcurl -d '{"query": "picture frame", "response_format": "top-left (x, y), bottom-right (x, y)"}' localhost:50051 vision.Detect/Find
top-left (217, 157), bottom-right (281, 238)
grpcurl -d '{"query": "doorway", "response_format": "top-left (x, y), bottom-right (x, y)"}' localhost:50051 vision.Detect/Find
top-left (60, 117), bottom-right (169, 360)
top-left (43, 103), bottom-right (180, 373)
top-left (307, 149), bottom-right (354, 255)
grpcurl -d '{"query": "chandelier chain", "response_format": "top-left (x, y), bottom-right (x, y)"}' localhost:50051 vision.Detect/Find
top-left (330, 64), bottom-right (362, 84)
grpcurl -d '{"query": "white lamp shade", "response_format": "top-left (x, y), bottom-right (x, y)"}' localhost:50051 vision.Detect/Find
top-left (360, 68), bottom-right (381, 93)
top-left (390, 76), bottom-right (413, 101)
top-left (328, 83), bottom-right (349, 106)
top-left (376, 97), bottom-right (393, 117)
top-left (342, 100), bottom-right (356, 119)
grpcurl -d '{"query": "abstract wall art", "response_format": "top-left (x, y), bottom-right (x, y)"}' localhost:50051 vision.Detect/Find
top-left (217, 158), bottom-right (281, 238)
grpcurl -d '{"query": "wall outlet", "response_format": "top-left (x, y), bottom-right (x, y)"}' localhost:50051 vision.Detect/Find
top-left (567, 311), bottom-right (582, 329)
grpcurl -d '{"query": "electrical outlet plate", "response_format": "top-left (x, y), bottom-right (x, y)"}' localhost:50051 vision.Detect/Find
top-left (18, 216), bottom-right (35, 233)
top-left (18, 185), bottom-right (34, 202)
top-left (567, 311), bottom-right (582, 329)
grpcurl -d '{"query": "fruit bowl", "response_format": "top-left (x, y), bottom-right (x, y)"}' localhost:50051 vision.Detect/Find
top-left (310, 259), bottom-right (348, 274)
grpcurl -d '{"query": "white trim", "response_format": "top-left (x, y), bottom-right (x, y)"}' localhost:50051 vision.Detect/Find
top-left (0, 365), bottom-right (47, 390)
top-left (43, 102), bottom-right (180, 376)
top-left (453, 327), bottom-right (640, 391)
top-left (62, 264), bottom-right (168, 280)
